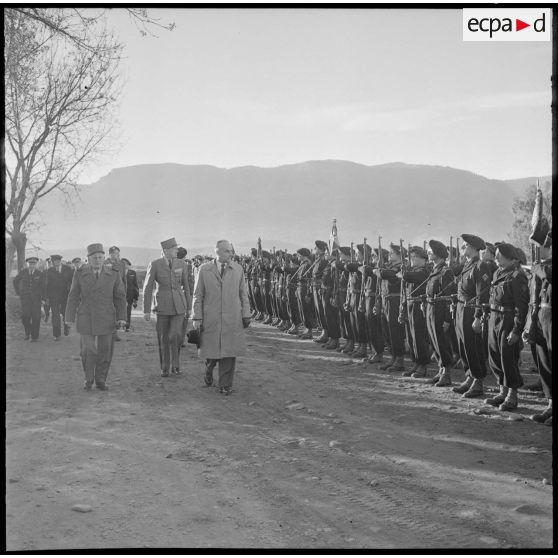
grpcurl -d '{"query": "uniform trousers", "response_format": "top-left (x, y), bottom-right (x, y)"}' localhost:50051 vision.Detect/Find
top-left (21, 296), bottom-right (42, 340)
top-left (407, 302), bottom-right (430, 365)
top-left (287, 287), bottom-right (302, 325)
top-left (455, 303), bottom-right (487, 379)
top-left (205, 357), bottom-right (236, 388)
top-left (533, 310), bottom-right (552, 399)
top-left (156, 314), bottom-right (184, 372)
top-left (487, 311), bottom-right (523, 389)
top-left (364, 295), bottom-right (384, 354)
top-left (426, 303), bottom-right (454, 367)
top-left (50, 295), bottom-right (68, 338)
top-left (322, 287), bottom-right (340, 338)
top-left (296, 287), bottom-right (316, 329)
top-left (350, 295), bottom-right (367, 344)
top-left (382, 296), bottom-right (405, 357)
top-left (313, 287), bottom-right (327, 331)
top-left (80, 333), bottom-right (114, 384)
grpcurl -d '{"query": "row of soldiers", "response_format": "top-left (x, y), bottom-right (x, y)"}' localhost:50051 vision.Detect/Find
top-left (242, 228), bottom-right (552, 425)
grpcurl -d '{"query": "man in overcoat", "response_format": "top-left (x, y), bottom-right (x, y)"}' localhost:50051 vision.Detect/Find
top-left (13, 256), bottom-right (45, 341)
top-left (143, 237), bottom-right (192, 376)
top-left (192, 240), bottom-right (251, 395)
top-left (65, 243), bottom-right (127, 390)
top-left (44, 254), bottom-right (74, 340)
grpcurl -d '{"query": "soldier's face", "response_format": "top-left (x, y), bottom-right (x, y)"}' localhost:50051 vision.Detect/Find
top-left (89, 252), bottom-right (105, 269)
top-left (389, 251), bottom-right (399, 263)
top-left (495, 250), bottom-right (514, 270)
top-left (110, 250), bottom-right (120, 261)
top-left (215, 242), bottom-right (232, 262)
top-left (165, 246), bottom-right (178, 259)
top-left (481, 250), bottom-right (494, 262)
top-left (28, 262), bottom-right (37, 271)
top-left (462, 242), bottom-right (476, 259)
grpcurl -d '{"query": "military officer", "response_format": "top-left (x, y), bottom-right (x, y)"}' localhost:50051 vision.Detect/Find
top-left (451, 234), bottom-right (491, 396)
top-left (399, 246), bottom-right (431, 377)
top-left (485, 243), bottom-right (529, 411)
top-left (344, 245), bottom-right (368, 359)
top-left (374, 243), bottom-right (406, 372)
top-left (65, 243), bottom-right (127, 390)
top-left (13, 256), bottom-right (45, 341)
top-left (333, 247), bottom-right (355, 353)
top-left (121, 258), bottom-right (139, 333)
top-left (524, 228), bottom-right (552, 425)
top-left (44, 254), bottom-right (74, 340)
top-left (320, 248), bottom-right (341, 349)
top-left (143, 238), bottom-right (192, 377)
top-left (424, 240), bottom-right (456, 383)
top-left (311, 240), bottom-right (330, 344)
top-left (295, 248), bottom-right (317, 339)
top-left (285, 253), bottom-right (304, 335)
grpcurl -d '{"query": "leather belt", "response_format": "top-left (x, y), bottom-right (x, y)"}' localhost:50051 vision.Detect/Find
top-left (490, 304), bottom-right (514, 313)
top-left (457, 298), bottom-right (475, 304)
top-left (426, 297), bottom-right (450, 304)
top-left (383, 293), bottom-right (400, 298)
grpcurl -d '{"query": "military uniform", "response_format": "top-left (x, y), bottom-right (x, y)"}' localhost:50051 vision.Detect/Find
top-left (311, 242), bottom-right (330, 343)
top-left (362, 259), bottom-right (385, 362)
top-left (485, 243), bottom-right (529, 411)
top-left (424, 241), bottom-right (455, 384)
top-left (295, 249), bottom-right (317, 338)
top-left (336, 254), bottom-right (355, 353)
top-left (320, 257), bottom-right (341, 349)
top-left (401, 248), bottom-right (431, 376)
top-left (44, 256), bottom-right (74, 339)
top-left (13, 258), bottom-right (44, 341)
top-left (345, 260), bottom-right (367, 358)
top-left (285, 257), bottom-right (303, 334)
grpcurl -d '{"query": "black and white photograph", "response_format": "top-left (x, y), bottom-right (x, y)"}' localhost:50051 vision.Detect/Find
top-left (4, 5), bottom-right (553, 550)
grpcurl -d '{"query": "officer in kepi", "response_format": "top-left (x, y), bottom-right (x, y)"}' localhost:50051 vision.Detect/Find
top-left (13, 256), bottom-right (45, 341)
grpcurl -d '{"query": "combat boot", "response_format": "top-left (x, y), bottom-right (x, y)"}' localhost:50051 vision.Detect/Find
top-left (411, 364), bottom-right (428, 378)
top-left (402, 362), bottom-right (418, 377)
top-left (368, 352), bottom-right (383, 364)
top-left (498, 389), bottom-right (518, 412)
top-left (351, 343), bottom-right (367, 359)
top-left (429, 368), bottom-right (443, 384)
top-left (462, 378), bottom-right (484, 398)
top-left (341, 340), bottom-right (355, 354)
top-left (272, 317), bottom-right (281, 326)
top-left (379, 357), bottom-right (395, 371)
top-left (325, 338), bottom-right (340, 350)
top-left (530, 400), bottom-right (552, 424)
top-left (255, 312), bottom-right (264, 321)
top-left (452, 376), bottom-right (473, 394)
top-left (287, 324), bottom-right (298, 334)
top-left (484, 385), bottom-right (508, 407)
top-left (434, 367), bottom-right (452, 387)
top-left (314, 331), bottom-right (329, 343)
top-left (263, 315), bottom-right (273, 325)
top-left (387, 356), bottom-right (405, 372)
top-left (299, 328), bottom-right (314, 340)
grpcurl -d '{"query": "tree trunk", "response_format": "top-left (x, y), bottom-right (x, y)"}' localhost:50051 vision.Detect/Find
top-left (11, 231), bottom-right (28, 271)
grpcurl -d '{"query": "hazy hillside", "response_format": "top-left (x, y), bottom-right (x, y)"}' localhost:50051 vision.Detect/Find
top-left (34, 160), bottom-right (545, 256)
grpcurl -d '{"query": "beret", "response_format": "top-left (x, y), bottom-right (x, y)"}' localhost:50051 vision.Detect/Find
top-left (461, 234), bottom-right (486, 251)
top-left (50, 254), bottom-right (62, 261)
top-left (25, 256), bottom-right (39, 263)
top-left (176, 247), bottom-right (187, 259)
top-left (261, 250), bottom-right (271, 259)
top-left (297, 247), bottom-right (312, 259)
top-left (87, 243), bottom-right (105, 256)
top-left (409, 246), bottom-right (428, 260)
top-left (71, 257), bottom-right (82, 264)
top-left (495, 242), bottom-right (518, 260)
top-left (389, 242), bottom-right (408, 258)
top-left (428, 240), bottom-right (448, 259)
top-left (160, 238), bottom-right (177, 250)
top-left (337, 246), bottom-right (351, 257)
top-left (315, 240), bottom-right (328, 252)
top-left (121, 258), bottom-right (132, 266)
top-left (108, 245), bottom-right (120, 254)
top-left (250, 248), bottom-right (258, 256)
top-left (484, 242), bottom-right (496, 256)
top-left (373, 247), bottom-right (389, 260)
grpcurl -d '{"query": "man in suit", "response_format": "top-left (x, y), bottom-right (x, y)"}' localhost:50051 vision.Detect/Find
top-left (44, 254), bottom-right (74, 341)
top-left (13, 256), bottom-right (45, 341)
top-left (143, 238), bottom-right (192, 377)
top-left (106, 246), bottom-right (126, 341)
top-left (65, 243), bottom-right (127, 390)
top-left (121, 258), bottom-right (139, 332)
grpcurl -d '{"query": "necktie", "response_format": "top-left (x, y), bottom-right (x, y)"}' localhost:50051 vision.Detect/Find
top-left (95, 271), bottom-right (99, 279)
top-left (168, 259), bottom-right (172, 269)
top-left (220, 263), bottom-right (226, 278)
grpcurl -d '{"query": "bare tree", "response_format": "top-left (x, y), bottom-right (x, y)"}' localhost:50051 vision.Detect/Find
top-left (4, 8), bottom-right (174, 272)
top-left (508, 181), bottom-right (552, 255)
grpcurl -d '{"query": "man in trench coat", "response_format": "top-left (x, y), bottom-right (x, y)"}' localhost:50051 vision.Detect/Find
top-left (192, 239), bottom-right (251, 395)
top-left (65, 243), bottom-right (127, 390)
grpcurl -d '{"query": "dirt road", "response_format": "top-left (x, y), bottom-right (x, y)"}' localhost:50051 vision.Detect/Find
top-left (5, 310), bottom-right (553, 550)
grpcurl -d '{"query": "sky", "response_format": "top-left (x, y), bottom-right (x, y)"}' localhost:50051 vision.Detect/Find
top-left (79, 7), bottom-right (552, 184)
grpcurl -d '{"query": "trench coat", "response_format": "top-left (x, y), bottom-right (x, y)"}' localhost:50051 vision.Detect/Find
top-left (192, 259), bottom-right (251, 359)
top-left (143, 257), bottom-right (191, 316)
top-left (65, 265), bottom-right (127, 335)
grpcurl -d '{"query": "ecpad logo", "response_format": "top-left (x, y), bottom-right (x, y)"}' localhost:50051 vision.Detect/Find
top-left (463, 9), bottom-right (551, 41)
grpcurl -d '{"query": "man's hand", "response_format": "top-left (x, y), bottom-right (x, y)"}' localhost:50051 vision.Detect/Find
top-left (506, 331), bottom-right (520, 345)
top-left (396, 271), bottom-right (403, 279)
top-left (522, 330), bottom-right (533, 344)
top-left (442, 321), bottom-right (450, 332)
top-left (242, 317), bottom-right (251, 328)
top-left (144, 313), bottom-right (151, 322)
top-left (373, 269), bottom-right (381, 277)
top-left (193, 319), bottom-right (202, 330)
top-left (471, 317), bottom-right (482, 334)
top-left (117, 320), bottom-right (127, 328)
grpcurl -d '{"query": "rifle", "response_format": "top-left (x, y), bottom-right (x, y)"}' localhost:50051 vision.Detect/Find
top-left (423, 240), bottom-right (427, 251)
top-left (358, 237), bottom-right (368, 312)
top-left (449, 236), bottom-right (454, 267)
top-left (398, 239), bottom-right (408, 324)
top-left (456, 237), bottom-right (461, 265)
top-left (373, 236), bottom-right (383, 316)
top-left (350, 242), bottom-right (354, 263)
